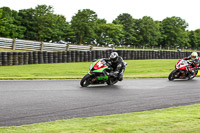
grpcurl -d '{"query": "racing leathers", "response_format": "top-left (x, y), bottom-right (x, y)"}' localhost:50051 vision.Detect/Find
top-left (183, 56), bottom-right (199, 78)
top-left (104, 56), bottom-right (126, 81)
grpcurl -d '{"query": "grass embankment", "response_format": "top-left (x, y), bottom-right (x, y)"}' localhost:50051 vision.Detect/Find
top-left (1, 104), bottom-right (200, 133)
top-left (0, 48), bottom-right (28, 52)
top-left (0, 59), bottom-right (178, 80)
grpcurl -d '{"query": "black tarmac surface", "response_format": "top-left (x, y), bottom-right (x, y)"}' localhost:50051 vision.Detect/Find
top-left (1, 78), bottom-right (200, 126)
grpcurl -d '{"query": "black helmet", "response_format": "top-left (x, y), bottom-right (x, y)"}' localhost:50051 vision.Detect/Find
top-left (110, 52), bottom-right (118, 63)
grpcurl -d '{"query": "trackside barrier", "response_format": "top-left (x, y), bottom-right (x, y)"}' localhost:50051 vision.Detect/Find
top-left (0, 50), bottom-right (195, 66)
top-left (0, 37), bottom-right (113, 51)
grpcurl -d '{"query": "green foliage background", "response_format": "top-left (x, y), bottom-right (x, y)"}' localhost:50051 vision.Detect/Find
top-left (1, 5), bottom-right (200, 49)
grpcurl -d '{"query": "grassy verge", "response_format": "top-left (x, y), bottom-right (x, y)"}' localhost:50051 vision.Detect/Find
top-left (0, 48), bottom-right (28, 52)
top-left (1, 104), bottom-right (200, 133)
top-left (0, 59), bottom-right (179, 80)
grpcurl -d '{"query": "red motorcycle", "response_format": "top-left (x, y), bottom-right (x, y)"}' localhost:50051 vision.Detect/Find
top-left (168, 59), bottom-right (198, 81)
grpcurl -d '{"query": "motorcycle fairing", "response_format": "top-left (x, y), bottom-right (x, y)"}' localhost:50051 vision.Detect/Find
top-left (93, 60), bottom-right (107, 70)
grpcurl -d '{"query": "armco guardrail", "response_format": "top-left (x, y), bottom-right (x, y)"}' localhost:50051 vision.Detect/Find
top-left (0, 37), bottom-right (113, 51)
top-left (0, 50), bottom-right (193, 66)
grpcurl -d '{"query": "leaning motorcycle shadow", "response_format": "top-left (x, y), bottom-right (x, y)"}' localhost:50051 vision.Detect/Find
top-left (80, 84), bottom-right (120, 89)
top-left (169, 79), bottom-right (198, 82)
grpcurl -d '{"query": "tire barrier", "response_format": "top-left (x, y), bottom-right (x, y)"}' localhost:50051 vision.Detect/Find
top-left (18, 52), bottom-right (23, 65)
top-left (58, 52), bottom-right (62, 63)
top-left (38, 51), bottom-right (44, 64)
top-left (84, 51), bottom-right (88, 62)
top-left (53, 52), bottom-right (58, 63)
top-left (23, 52), bottom-right (29, 65)
top-left (0, 50), bottom-right (197, 66)
top-left (88, 51), bottom-right (92, 62)
top-left (7, 52), bottom-right (13, 66)
top-left (96, 51), bottom-right (100, 59)
top-left (71, 51), bottom-right (76, 62)
top-left (62, 51), bottom-right (67, 63)
top-left (75, 51), bottom-right (80, 62)
top-left (0, 53), bottom-right (2, 66)
top-left (48, 52), bottom-right (53, 63)
top-left (2, 52), bottom-right (8, 66)
top-left (33, 51), bottom-right (38, 64)
top-left (43, 51), bottom-right (48, 63)
top-left (67, 51), bottom-right (71, 62)
top-left (91, 51), bottom-right (96, 60)
top-left (80, 51), bottom-right (84, 62)
top-left (13, 52), bottom-right (18, 65)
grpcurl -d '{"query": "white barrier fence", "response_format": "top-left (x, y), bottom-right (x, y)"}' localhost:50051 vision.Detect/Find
top-left (0, 37), bottom-right (113, 51)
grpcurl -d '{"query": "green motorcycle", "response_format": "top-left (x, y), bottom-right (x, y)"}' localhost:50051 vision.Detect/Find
top-left (80, 59), bottom-right (119, 87)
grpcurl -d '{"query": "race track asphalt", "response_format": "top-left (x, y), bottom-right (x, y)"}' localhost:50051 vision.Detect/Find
top-left (1, 78), bottom-right (200, 126)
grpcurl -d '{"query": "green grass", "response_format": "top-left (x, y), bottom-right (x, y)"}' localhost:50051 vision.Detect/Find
top-left (0, 48), bottom-right (28, 52)
top-left (1, 104), bottom-right (200, 133)
top-left (125, 59), bottom-right (178, 78)
top-left (0, 59), bottom-right (179, 80)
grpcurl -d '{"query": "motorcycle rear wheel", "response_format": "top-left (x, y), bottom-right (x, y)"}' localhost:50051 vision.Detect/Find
top-left (106, 77), bottom-right (118, 85)
top-left (168, 70), bottom-right (176, 81)
top-left (80, 74), bottom-right (91, 87)
top-left (189, 71), bottom-right (198, 80)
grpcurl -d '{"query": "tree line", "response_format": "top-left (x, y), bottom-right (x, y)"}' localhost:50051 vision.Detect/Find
top-left (0, 5), bottom-right (200, 49)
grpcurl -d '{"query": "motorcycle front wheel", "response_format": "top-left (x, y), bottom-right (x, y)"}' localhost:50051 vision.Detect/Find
top-left (168, 70), bottom-right (176, 81)
top-left (80, 74), bottom-right (91, 87)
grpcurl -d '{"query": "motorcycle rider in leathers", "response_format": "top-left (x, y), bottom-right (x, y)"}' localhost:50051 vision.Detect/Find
top-left (183, 52), bottom-right (200, 78)
top-left (104, 52), bottom-right (126, 81)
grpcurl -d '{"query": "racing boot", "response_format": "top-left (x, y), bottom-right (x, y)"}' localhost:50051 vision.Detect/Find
top-left (118, 72), bottom-right (123, 81)
top-left (188, 70), bottom-right (195, 79)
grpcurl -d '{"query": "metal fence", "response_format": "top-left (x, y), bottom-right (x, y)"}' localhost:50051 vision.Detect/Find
top-left (0, 37), bottom-right (113, 51)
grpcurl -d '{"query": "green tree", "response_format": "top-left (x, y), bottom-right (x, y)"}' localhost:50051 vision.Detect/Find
top-left (34, 5), bottom-right (56, 41)
top-left (0, 7), bottom-right (26, 38)
top-left (18, 8), bottom-right (37, 40)
top-left (188, 31), bottom-right (198, 49)
top-left (19, 5), bottom-right (72, 42)
top-left (19, 5), bottom-right (53, 41)
top-left (71, 9), bottom-right (98, 45)
top-left (194, 29), bottom-right (200, 48)
top-left (137, 16), bottom-right (160, 48)
top-left (96, 21), bottom-right (124, 46)
top-left (0, 8), bottom-right (8, 34)
top-left (95, 19), bottom-right (107, 45)
top-left (113, 13), bottom-right (138, 46)
top-left (160, 16), bottom-right (189, 48)
top-left (51, 15), bottom-right (74, 43)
